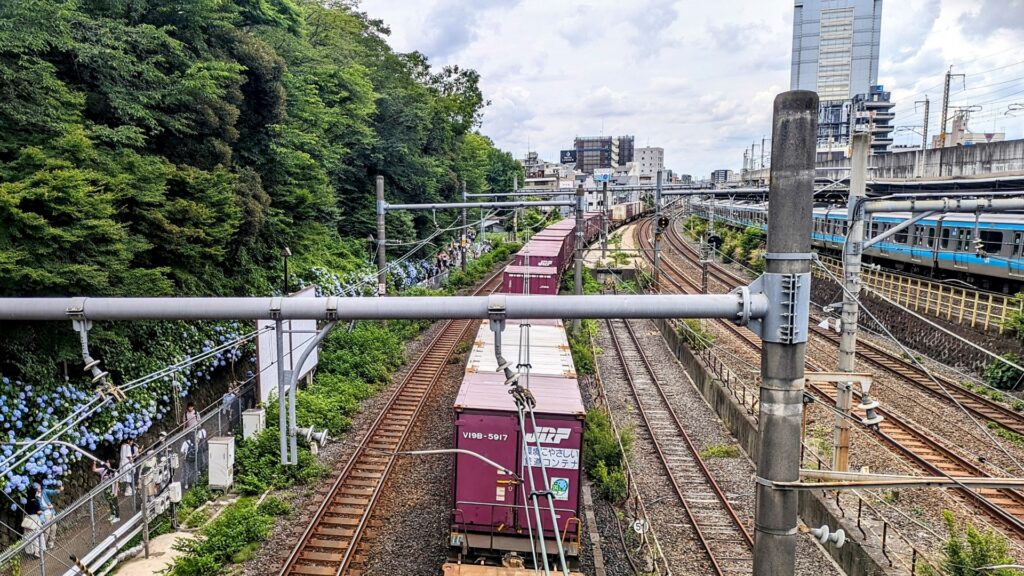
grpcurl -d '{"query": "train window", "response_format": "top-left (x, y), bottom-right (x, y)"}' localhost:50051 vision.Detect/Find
top-left (1015, 233), bottom-right (1023, 256)
top-left (895, 229), bottom-right (908, 244)
top-left (927, 227), bottom-right (935, 248)
top-left (957, 229), bottom-right (969, 251)
top-left (979, 230), bottom-right (1003, 253)
top-left (941, 228), bottom-right (951, 249)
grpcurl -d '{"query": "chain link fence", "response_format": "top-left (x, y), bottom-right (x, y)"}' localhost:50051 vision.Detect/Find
top-left (1, 382), bottom-right (257, 576)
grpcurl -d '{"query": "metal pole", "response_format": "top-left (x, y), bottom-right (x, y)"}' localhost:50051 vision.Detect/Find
top-left (573, 185), bottom-right (584, 332)
top-left (513, 175), bottom-right (519, 241)
top-left (376, 176), bottom-right (386, 296)
top-left (276, 319), bottom-right (288, 465)
top-left (461, 181), bottom-right (468, 273)
top-left (601, 182), bottom-right (608, 261)
top-left (833, 132), bottom-right (869, 472)
top-left (754, 90), bottom-right (816, 576)
top-left (920, 96), bottom-right (930, 150)
top-left (141, 471), bottom-right (150, 558)
top-left (653, 170), bottom-right (663, 292)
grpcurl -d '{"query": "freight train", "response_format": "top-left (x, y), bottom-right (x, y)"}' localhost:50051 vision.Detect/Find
top-left (447, 204), bottom-right (643, 573)
top-left (691, 199), bottom-right (1024, 292)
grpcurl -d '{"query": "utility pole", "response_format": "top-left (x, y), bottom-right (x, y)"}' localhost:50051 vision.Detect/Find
top-left (601, 182), bottom-right (609, 261)
top-left (572, 184), bottom-right (585, 332)
top-left (916, 96), bottom-right (930, 150)
top-left (833, 132), bottom-right (869, 472)
top-left (461, 181), bottom-right (468, 272)
top-left (512, 175), bottom-right (519, 242)
top-left (376, 175), bottom-right (386, 296)
top-left (754, 90), bottom-right (816, 576)
top-left (653, 170), bottom-right (663, 292)
top-left (939, 66), bottom-right (965, 148)
top-left (761, 136), bottom-right (767, 169)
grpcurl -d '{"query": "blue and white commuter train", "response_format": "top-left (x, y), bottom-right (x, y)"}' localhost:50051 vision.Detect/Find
top-left (692, 199), bottom-right (1024, 292)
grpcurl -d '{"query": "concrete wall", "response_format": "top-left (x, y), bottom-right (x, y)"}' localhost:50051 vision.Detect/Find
top-left (818, 138), bottom-right (1024, 180)
top-left (652, 319), bottom-right (893, 575)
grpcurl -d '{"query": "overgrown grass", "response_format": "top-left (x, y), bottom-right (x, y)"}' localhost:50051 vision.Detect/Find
top-left (678, 319), bottom-right (714, 351)
top-left (583, 409), bottom-right (632, 502)
top-left (984, 353), bottom-right (1024, 390)
top-left (170, 497), bottom-right (290, 576)
top-left (699, 444), bottom-right (740, 459)
top-left (568, 319), bottom-right (600, 375)
top-left (920, 510), bottom-right (1024, 576)
top-left (444, 239), bottom-right (522, 291)
top-left (233, 425), bottom-right (325, 495)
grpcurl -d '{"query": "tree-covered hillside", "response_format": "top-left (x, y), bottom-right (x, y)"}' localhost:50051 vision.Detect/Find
top-left (0, 0), bottom-right (522, 494)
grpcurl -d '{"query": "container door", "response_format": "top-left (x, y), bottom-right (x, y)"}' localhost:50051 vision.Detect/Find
top-left (516, 417), bottom-right (584, 537)
top-left (454, 413), bottom-right (519, 533)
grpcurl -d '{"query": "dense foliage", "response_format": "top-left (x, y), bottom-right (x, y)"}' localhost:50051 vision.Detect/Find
top-left (0, 0), bottom-right (521, 499)
top-left (583, 409), bottom-right (631, 502)
top-left (171, 496), bottom-right (290, 575)
top-left (985, 353), bottom-right (1024, 390)
top-left (922, 510), bottom-right (1023, 576)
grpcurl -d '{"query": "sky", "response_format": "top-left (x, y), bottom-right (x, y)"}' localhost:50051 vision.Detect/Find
top-left (358, 0), bottom-right (1024, 178)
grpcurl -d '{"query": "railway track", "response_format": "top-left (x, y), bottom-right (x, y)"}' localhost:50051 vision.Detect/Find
top-left (664, 216), bottom-right (1024, 439)
top-left (605, 317), bottom-right (753, 575)
top-left (280, 270), bottom-right (504, 576)
top-left (635, 216), bottom-right (1024, 539)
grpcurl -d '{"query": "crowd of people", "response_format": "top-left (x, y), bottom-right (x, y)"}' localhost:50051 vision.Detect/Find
top-left (391, 231), bottom-right (494, 291)
top-left (18, 395), bottom-right (229, 559)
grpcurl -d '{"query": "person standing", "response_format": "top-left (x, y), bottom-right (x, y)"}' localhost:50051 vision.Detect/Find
top-left (21, 487), bottom-right (46, 558)
top-left (92, 459), bottom-right (120, 523)
top-left (34, 481), bottom-right (62, 541)
top-left (118, 439), bottom-right (138, 497)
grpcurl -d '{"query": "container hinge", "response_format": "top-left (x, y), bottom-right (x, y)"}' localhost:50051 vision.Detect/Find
top-left (744, 272), bottom-right (811, 344)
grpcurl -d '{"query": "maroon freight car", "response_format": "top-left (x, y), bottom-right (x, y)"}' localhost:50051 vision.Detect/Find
top-left (451, 369), bottom-right (585, 562)
top-left (512, 240), bottom-right (564, 270)
top-left (502, 265), bottom-right (560, 296)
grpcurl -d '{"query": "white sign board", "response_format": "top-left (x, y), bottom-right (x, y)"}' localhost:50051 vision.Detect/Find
top-left (256, 285), bottom-right (320, 403)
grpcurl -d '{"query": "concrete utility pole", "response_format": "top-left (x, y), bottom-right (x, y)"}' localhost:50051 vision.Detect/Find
top-left (601, 182), bottom-right (609, 261)
top-left (653, 170), bottom-right (663, 292)
top-left (939, 66), bottom-right (965, 148)
top-left (573, 185), bottom-right (585, 332)
top-left (512, 175), bottom-right (519, 241)
top-left (917, 96), bottom-right (930, 151)
top-left (376, 176), bottom-right (386, 296)
top-left (461, 181), bottom-right (468, 272)
top-left (833, 132), bottom-right (869, 472)
top-left (754, 90), bottom-right (816, 576)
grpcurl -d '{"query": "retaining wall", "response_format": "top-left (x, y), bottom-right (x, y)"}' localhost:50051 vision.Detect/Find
top-left (653, 318), bottom-right (893, 575)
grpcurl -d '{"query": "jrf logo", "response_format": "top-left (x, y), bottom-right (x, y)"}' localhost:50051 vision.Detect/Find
top-left (525, 427), bottom-right (571, 444)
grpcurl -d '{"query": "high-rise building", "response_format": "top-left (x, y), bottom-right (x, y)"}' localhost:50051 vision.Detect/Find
top-left (617, 136), bottom-right (635, 166)
top-left (636, 147), bottom-right (664, 179)
top-left (573, 135), bottom-right (634, 173)
top-left (711, 169), bottom-right (733, 184)
top-left (791, 0), bottom-right (891, 156)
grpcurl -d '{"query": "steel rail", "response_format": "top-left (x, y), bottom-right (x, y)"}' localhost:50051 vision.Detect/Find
top-left (667, 217), bottom-right (1024, 442)
top-left (605, 317), bottom-right (751, 575)
top-left (641, 217), bottom-right (1024, 539)
top-left (279, 268), bottom-right (504, 576)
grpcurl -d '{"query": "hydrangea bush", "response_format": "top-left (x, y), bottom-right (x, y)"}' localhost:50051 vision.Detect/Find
top-left (0, 321), bottom-right (250, 507)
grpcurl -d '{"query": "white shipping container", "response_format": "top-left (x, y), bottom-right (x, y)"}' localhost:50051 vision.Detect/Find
top-left (465, 321), bottom-right (576, 378)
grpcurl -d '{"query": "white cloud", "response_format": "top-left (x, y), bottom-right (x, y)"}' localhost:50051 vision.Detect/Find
top-left (361, 0), bottom-right (1024, 177)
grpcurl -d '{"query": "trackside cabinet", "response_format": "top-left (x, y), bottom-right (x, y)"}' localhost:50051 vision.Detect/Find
top-left (208, 436), bottom-right (235, 490)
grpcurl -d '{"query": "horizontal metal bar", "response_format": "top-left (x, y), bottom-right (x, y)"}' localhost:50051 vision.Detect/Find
top-left (384, 200), bottom-right (574, 211)
top-left (863, 197), bottom-right (1024, 213)
top-left (778, 469), bottom-right (1024, 491)
top-left (0, 294), bottom-right (768, 322)
top-left (465, 191), bottom-right (575, 198)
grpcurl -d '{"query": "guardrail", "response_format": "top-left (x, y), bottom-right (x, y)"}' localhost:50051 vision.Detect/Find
top-left (1, 383), bottom-right (256, 576)
top-left (815, 255), bottom-right (1023, 334)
